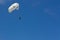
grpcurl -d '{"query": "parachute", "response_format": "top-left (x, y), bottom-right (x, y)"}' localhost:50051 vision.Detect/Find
top-left (8, 3), bottom-right (19, 13)
top-left (8, 2), bottom-right (22, 20)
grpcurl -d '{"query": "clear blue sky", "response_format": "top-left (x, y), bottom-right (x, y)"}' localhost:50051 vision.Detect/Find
top-left (0, 0), bottom-right (60, 40)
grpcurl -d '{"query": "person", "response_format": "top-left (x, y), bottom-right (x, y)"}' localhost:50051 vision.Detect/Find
top-left (19, 16), bottom-right (21, 20)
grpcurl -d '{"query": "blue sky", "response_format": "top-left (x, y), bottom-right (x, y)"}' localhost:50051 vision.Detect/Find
top-left (0, 0), bottom-right (60, 40)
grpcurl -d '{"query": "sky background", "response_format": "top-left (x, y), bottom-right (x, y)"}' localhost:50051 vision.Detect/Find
top-left (0, 0), bottom-right (60, 40)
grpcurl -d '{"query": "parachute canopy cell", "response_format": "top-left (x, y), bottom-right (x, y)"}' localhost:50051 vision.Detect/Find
top-left (8, 3), bottom-right (19, 13)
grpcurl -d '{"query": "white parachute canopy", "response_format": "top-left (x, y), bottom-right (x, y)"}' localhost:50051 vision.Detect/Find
top-left (8, 3), bottom-right (19, 13)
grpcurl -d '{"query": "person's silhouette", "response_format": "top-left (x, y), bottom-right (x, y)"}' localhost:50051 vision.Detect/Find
top-left (19, 16), bottom-right (21, 20)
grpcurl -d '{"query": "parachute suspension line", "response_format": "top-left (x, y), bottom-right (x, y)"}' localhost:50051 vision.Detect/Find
top-left (18, 0), bottom-right (24, 20)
